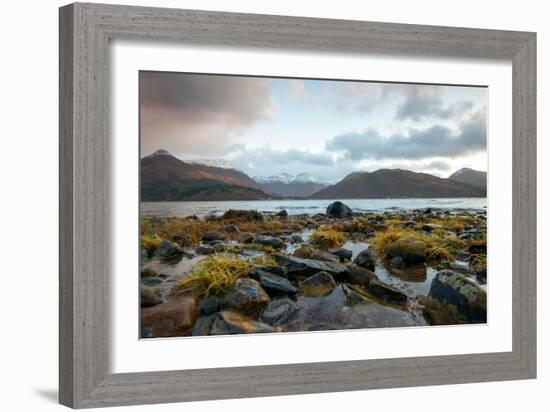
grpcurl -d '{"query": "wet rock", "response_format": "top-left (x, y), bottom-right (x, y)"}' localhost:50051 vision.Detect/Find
top-left (423, 208), bottom-right (433, 214)
top-left (255, 235), bottom-right (285, 249)
top-left (209, 311), bottom-right (275, 335)
top-left (238, 232), bottom-right (256, 244)
top-left (448, 261), bottom-right (471, 273)
top-left (212, 242), bottom-right (228, 253)
top-left (390, 256), bottom-right (405, 269)
top-left (196, 245), bottom-right (214, 255)
top-left (140, 284), bottom-right (162, 308)
top-left (342, 284), bottom-right (372, 305)
top-left (309, 249), bottom-right (340, 263)
top-left (422, 223), bottom-right (442, 232)
top-left (224, 224), bottom-right (240, 233)
top-left (344, 264), bottom-right (378, 287)
top-left (384, 237), bottom-right (427, 265)
top-left (191, 314), bottom-right (216, 336)
top-left (388, 263), bottom-right (427, 282)
top-left (252, 270), bottom-right (297, 294)
top-left (172, 233), bottom-right (192, 247)
top-left (476, 267), bottom-right (487, 283)
top-left (202, 231), bottom-right (225, 242)
top-left (353, 249), bottom-right (376, 271)
top-left (426, 270), bottom-right (487, 324)
top-left (291, 234), bottom-right (304, 244)
top-left (330, 248), bottom-right (353, 262)
top-left (141, 276), bottom-right (164, 287)
top-left (326, 201), bottom-right (353, 218)
top-left (153, 240), bottom-right (185, 260)
top-left (255, 265), bottom-right (287, 277)
top-left (468, 242), bottom-right (487, 255)
top-left (299, 271), bottom-right (337, 297)
top-left (222, 278), bottom-right (270, 318)
top-left (276, 209), bottom-right (289, 218)
top-left (261, 298), bottom-right (298, 325)
top-left (141, 296), bottom-right (199, 336)
top-left (273, 253), bottom-right (348, 281)
top-left (141, 267), bottom-right (158, 278)
top-left (199, 296), bottom-right (220, 315)
top-left (366, 279), bottom-right (408, 305)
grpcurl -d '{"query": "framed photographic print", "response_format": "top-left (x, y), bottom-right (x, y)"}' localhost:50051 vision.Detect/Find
top-left (59, 2), bottom-right (536, 408)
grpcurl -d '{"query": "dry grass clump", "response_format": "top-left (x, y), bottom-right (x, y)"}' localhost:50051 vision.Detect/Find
top-left (370, 226), bottom-right (405, 254)
top-left (222, 209), bottom-right (264, 221)
top-left (174, 254), bottom-right (251, 297)
top-left (310, 225), bottom-right (346, 250)
top-left (470, 253), bottom-right (487, 270)
top-left (251, 255), bottom-right (278, 267)
top-left (226, 243), bottom-right (278, 255)
top-left (141, 233), bottom-right (163, 256)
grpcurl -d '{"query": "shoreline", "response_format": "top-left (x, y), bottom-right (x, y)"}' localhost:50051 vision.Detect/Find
top-left (140, 201), bottom-right (487, 338)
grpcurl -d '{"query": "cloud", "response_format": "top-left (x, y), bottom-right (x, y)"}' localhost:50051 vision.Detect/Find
top-left (231, 147), bottom-right (334, 168)
top-left (395, 88), bottom-right (474, 121)
top-left (140, 72), bottom-right (273, 156)
top-left (326, 109), bottom-right (486, 161)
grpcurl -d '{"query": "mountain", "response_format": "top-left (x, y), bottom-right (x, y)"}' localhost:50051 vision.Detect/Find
top-left (141, 150), bottom-right (273, 201)
top-left (254, 173), bottom-right (328, 197)
top-left (448, 168), bottom-right (487, 189)
top-left (309, 169), bottom-right (486, 199)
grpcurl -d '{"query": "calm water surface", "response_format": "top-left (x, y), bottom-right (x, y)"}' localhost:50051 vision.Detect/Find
top-left (141, 198), bottom-right (487, 218)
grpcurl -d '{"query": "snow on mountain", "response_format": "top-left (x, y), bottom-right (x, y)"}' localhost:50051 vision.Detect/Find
top-left (254, 173), bottom-right (320, 184)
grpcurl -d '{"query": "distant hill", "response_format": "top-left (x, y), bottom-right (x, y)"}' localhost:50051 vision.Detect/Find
top-left (141, 150), bottom-right (273, 201)
top-left (309, 169), bottom-right (486, 199)
top-left (448, 168), bottom-right (487, 189)
top-left (254, 173), bottom-right (328, 197)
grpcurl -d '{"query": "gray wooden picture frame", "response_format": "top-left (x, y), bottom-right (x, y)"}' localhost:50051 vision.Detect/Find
top-left (59, 2), bottom-right (537, 409)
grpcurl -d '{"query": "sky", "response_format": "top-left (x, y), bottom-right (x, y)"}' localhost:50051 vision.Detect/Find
top-left (140, 71), bottom-right (487, 182)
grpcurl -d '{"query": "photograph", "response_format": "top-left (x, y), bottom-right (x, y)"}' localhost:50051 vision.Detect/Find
top-left (139, 71), bottom-right (488, 338)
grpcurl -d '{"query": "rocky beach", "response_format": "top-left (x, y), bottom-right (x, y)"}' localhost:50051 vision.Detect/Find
top-left (140, 201), bottom-right (487, 338)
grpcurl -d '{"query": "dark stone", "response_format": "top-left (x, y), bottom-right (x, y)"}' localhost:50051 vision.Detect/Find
top-left (199, 296), bottom-right (220, 315)
top-left (326, 201), bottom-right (353, 218)
top-left (476, 267), bottom-right (487, 283)
top-left (366, 279), bottom-right (408, 305)
top-left (341, 284), bottom-right (372, 305)
top-left (238, 232), bottom-right (256, 244)
top-left (212, 242), bottom-right (228, 253)
top-left (290, 234), bottom-right (304, 244)
top-left (209, 311), bottom-right (275, 335)
top-left (141, 296), bottom-right (199, 337)
top-left (252, 270), bottom-right (297, 294)
top-left (403, 220), bottom-right (416, 228)
top-left (202, 231), bottom-right (225, 242)
top-left (273, 253), bottom-right (348, 281)
top-left (224, 224), bottom-right (240, 233)
top-left (172, 233), bottom-right (192, 247)
top-left (309, 249), bottom-right (340, 263)
top-left (468, 242), bottom-right (487, 255)
top-left (276, 209), bottom-right (289, 218)
top-left (141, 277), bottom-right (163, 287)
top-left (353, 249), bottom-right (376, 271)
top-left (426, 270), bottom-right (487, 323)
top-left (261, 298), bottom-right (298, 325)
top-left (141, 267), bottom-right (158, 278)
top-left (389, 256), bottom-right (405, 269)
top-left (330, 248), bottom-right (353, 262)
top-left (255, 265), bottom-right (287, 277)
top-left (196, 245), bottom-right (214, 255)
top-left (191, 315), bottom-right (216, 336)
top-left (153, 240), bottom-right (185, 260)
top-left (384, 237), bottom-right (427, 265)
top-left (299, 271), bottom-right (337, 297)
top-left (255, 235), bottom-right (285, 249)
top-left (344, 264), bottom-right (378, 287)
top-left (221, 278), bottom-right (270, 318)
top-left (422, 223), bottom-right (442, 232)
top-left (140, 284), bottom-right (162, 308)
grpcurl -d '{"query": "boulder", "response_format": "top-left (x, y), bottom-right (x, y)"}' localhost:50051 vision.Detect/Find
top-left (290, 234), bottom-right (304, 244)
top-left (261, 298), bottom-right (298, 325)
top-left (341, 284), bottom-right (372, 305)
top-left (221, 278), bottom-right (270, 318)
top-left (384, 237), bottom-right (427, 265)
top-left (199, 296), bottom-right (220, 315)
top-left (212, 242), bottom-right (228, 253)
top-left (224, 224), bottom-right (240, 233)
top-left (309, 249), bottom-right (340, 263)
top-left (344, 264), bottom-right (378, 287)
top-left (191, 314), bottom-right (216, 336)
top-left (238, 232), bottom-right (256, 244)
top-left (252, 270), bottom-right (297, 294)
top-left (273, 253), bottom-right (348, 281)
top-left (209, 311), bottom-right (275, 335)
top-left (195, 245), bottom-right (214, 255)
top-left (140, 284), bottom-right (162, 308)
top-left (153, 240), bottom-right (185, 260)
top-left (330, 248), bottom-right (353, 262)
top-left (276, 209), bottom-right (289, 218)
top-left (141, 296), bottom-right (199, 337)
top-left (426, 270), bottom-right (487, 324)
top-left (326, 201), bottom-right (353, 218)
top-left (422, 223), bottom-right (442, 232)
top-left (202, 231), bottom-right (225, 242)
top-left (299, 271), bottom-right (337, 297)
top-left (366, 279), bottom-right (408, 305)
top-left (255, 265), bottom-right (287, 277)
top-left (353, 249), bottom-right (376, 271)
top-left (255, 235), bottom-right (285, 249)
